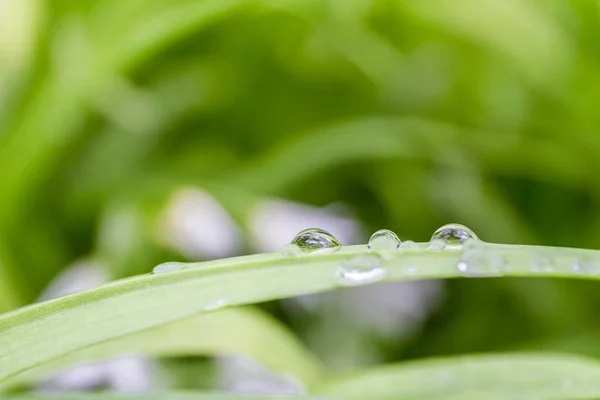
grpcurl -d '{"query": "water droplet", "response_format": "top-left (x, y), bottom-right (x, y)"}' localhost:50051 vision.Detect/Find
top-left (368, 229), bottom-right (401, 251)
top-left (571, 257), bottom-right (600, 276)
top-left (205, 299), bottom-right (228, 311)
top-left (456, 239), bottom-right (504, 277)
top-left (400, 240), bottom-right (419, 251)
top-left (532, 255), bottom-right (554, 273)
top-left (291, 228), bottom-right (341, 254)
top-left (337, 254), bottom-right (386, 286)
top-left (279, 243), bottom-right (303, 258)
top-left (428, 239), bottom-right (445, 251)
top-left (404, 266), bottom-right (418, 275)
top-left (429, 223), bottom-right (478, 250)
top-left (153, 262), bottom-right (186, 274)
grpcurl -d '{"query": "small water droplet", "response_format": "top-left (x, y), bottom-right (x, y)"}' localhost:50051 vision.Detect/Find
top-left (368, 229), bottom-right (401, 251)
top-left (205, 299), bottom-right (228, 311)
top-left (337, 254), bottom-right (386, 286)
top-left (400, 240), bottom-right (419, 251)
top-left (404, 266), bottom-right (418, 275)
top-left (279, 243), bottom-right (303, 258)
top-left (153, 262), bottom-right (186, 274)
top-left (428, 239), bottom-right (445, 251)
top-left (532, 255), bottom-right (554, 273)
top-left (571, 257), bottom-right (600, 276)
top-left (429, 223), bottom-right (478, 250)
top-left (456, 239), bottom-right (504, 277)
top-left (291, 228), bottom-right (341, 254)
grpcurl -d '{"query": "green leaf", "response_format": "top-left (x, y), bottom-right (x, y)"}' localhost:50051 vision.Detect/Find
top-left (1, 242), bottom-right (599, 385)
top-left (319, 353), bottom-right (600, 400)
top-left (4, 307), bottom-right (322, 390)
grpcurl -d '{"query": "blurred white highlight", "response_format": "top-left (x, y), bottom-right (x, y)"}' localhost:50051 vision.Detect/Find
top-left (217, 355), bottom-right (304, 395)
top-left (161, 187), bottom-right (243, 259)
top-left (38, 261), bottom-right (161, 393)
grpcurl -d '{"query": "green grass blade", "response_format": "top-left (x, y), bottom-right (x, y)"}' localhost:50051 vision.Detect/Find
top-left (1, 242), bottom-right (599, 383)
top-left (105, 0), bottom-right (255, 71)
top-left (319, 353), bottom-right (600, 400)
top-left (2, 307), bottom-right (322, 390)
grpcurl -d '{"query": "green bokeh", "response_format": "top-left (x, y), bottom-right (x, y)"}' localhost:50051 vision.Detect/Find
top-left (1, 0), bottom-right (600, 378)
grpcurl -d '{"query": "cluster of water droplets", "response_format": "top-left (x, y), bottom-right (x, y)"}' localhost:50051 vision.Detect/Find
top-left (153, 222), bottom-right (600, 289)
top-left (456, 239), bottom-right (504, 277)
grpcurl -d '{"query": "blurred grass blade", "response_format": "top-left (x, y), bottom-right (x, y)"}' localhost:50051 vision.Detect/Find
top-left (2, 243), bottom-right (600, 384)
top-left (319, 353), bottom-right (600, 400)
top-left (231, 117), bottom-right (588, 196)
top-left (105, 0), bottom-right (256, 71)
top-left (4, 307), bottom-right (323, 390)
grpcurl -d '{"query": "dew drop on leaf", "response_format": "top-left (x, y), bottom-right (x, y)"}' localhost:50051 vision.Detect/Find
top-left (279, 243), bottom-right (304, 258)
top-left (456, 239), bottom-right (504, 277)
top-left (291, 228), bottom-right (341, 254)
top-left (532, 255), bottom-right (554, 273)
top-left (429, 223), bottom-right (479, 250)
top-left (570, 256), bottom-right (600, 276)
top-left (153, 262), bottom-right (186, 274)
top-left (337, 254), bottom-right (386, 286)
top-left (400, 240), bottom-right (419, 251)
top-left (368, 229), bottom-right (401, 251)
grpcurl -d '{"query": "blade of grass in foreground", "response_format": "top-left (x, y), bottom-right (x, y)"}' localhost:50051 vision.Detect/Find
top-left (319, 353), bottom-right (600, 400)
top-left (2, 308), bottom-right (323, 390)
top-left (1, 241), bottom-right (600, 384)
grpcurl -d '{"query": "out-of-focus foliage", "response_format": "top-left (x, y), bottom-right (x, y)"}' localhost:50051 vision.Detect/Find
top-left (2, 0), bottom-right (600, 386)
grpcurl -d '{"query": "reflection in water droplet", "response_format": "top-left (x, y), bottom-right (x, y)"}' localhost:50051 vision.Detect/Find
top-left (291, 228), bottom-right (341, 254)
top-left (153, 262), bottom-right (187, 274)
top-left (337, 254), bottom-right (386, 286)
top-left (429, 223), bottom-right (478, 250)
top-left (368, 229), bottom-right (401, 251)
top-left (279, 243), bottom-right (303, 258)
top-left (456, 239), bottom-right (504, 277)
top-left (205, 299), bottom-right (228, 311)
top-left (400, 240), bottom-right (419, 251)
top-left (571, 257), bottom-right (600, 276)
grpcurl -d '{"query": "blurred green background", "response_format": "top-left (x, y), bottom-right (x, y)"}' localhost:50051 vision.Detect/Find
top-left (2, 0), bottom-right (600, 392)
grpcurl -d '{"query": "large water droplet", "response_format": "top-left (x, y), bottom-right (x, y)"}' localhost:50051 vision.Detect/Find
top-left (337, 254), bottom-right (386, 286)
top-left (279, 243), bottom-right (303, 258)
top-left (153, 262), bottom-right (186, 274)
top-left (429, 223), bottom-right (478, 250)
top-left (571, 257), bottom-right (600, 276)
top-left (456, 239), bottom-right (504, 277)
top-left (400, 240), bottom-right (419, 251)
top-left (368, 229), bottom-right (401, 251)
top-left (291, 228), bottom-right (341, 254)
top-left (205, 299), bottom-right (228, 311)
